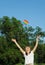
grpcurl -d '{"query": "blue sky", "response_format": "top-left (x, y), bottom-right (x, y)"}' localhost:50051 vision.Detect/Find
top-left (0, 0), bottom-right (45, 31)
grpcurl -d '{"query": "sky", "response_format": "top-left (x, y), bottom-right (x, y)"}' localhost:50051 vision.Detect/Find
top-left (0, 0), bottom-right (45, 31)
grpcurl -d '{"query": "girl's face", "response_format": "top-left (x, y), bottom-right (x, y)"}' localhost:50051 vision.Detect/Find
top-left (25, 46), bottom-right (31, 54)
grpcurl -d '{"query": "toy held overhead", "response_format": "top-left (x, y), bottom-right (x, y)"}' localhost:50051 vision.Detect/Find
top-left (23, 19), bottom-right (29, 24)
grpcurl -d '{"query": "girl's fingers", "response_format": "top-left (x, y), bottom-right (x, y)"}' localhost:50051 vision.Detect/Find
top-left (37, 35), bottom-right (41, 39)
top-left (12, 39), bottom-right (16, 42)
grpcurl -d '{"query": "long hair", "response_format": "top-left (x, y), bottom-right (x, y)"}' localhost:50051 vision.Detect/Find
top-left (25, 46), bottom-right (31, 55)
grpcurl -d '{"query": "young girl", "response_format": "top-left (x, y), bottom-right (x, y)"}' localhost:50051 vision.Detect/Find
top-left (12, 36), bottom-right (40, 65)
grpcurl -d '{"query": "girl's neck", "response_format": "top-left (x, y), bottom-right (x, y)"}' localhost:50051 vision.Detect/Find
top-left (26, 51), bottom-right (31, 55)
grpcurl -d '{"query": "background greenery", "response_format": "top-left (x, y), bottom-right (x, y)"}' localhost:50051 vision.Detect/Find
top-left (0, 16), bottom-right (45, 65)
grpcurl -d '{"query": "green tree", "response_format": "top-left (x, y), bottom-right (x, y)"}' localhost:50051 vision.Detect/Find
top-left (0, 16), bottom-right (45, 65)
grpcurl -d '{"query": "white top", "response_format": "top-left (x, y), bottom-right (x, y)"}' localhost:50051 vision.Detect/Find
top-left (24, 51), bottom-right (34, 65)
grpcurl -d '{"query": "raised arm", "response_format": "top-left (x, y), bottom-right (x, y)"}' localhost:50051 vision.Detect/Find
top-left (12, 39), bottom-right (25, 54)
top-left (32, 36), bottom-right (40, 53)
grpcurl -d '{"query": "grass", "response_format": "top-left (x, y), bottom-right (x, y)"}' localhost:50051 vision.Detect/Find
top-left (35, 63), bottom-right (45, 65)
top-left (15, 63), bottom-right (45, 65)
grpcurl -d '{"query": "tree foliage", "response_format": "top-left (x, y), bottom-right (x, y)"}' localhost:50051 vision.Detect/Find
top-left (0, 16), bottom-right (45, 65)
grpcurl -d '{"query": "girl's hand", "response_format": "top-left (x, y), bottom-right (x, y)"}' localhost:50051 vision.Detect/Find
top-left (12, 39), bottom-right (16, 42)
top-left (37, 35), bottom-right (41, 39)
top-left (36, 35), bottom-right (41, 41)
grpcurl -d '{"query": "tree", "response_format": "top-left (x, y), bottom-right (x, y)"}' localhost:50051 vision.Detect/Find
top-left (0, 16), bottom-right (45, 65)
top-left (0, 16), bottom-right (29, 65)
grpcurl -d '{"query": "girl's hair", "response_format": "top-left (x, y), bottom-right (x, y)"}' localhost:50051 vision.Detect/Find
top-left (25, 46), bottom-right (31, 50)
top-left (26, 52), bottom-right (31, 55)
top-left (25, 46), bottom-right (31, 55)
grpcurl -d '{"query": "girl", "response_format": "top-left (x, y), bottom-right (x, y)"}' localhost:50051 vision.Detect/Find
top-left (12, 36), bottom-right (40, 65)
